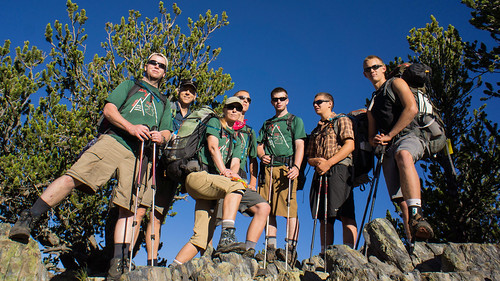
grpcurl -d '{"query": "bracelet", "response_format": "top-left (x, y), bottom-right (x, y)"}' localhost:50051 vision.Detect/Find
top-left (293, 164), bottom-right (300, 170)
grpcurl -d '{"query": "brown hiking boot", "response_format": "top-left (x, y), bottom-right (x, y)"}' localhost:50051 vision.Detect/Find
top-left (276, 247), bottom-right (297, 266)
top-left (409, 213), bottom-right (434, 240)
top-left (9, 210), bottom-right (34, 244)
top-left (216, 227), bottom-right (246, 254)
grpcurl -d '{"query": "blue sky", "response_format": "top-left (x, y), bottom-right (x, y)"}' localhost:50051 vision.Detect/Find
top-left (1, 0), bottom-right (498, 267)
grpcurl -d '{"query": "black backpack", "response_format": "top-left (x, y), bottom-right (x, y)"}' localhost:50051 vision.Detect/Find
top-left (160, 106), bottom-right (218, 182)
top-left (313, 110), bottom-right (374, 188)
top-left (385, 63), bottom-right (447, 157)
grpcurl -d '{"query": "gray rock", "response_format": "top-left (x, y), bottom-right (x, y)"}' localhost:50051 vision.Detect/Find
top-left (364, 218), bottom-right (414, 272)
top-left (0, 223), bottom-right (49, 281)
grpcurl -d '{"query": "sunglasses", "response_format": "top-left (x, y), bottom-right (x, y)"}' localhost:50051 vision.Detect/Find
top-left (313, 99), bottom-right (330, 106)
top-left (147, 60), bottom-right (167, 70)
top-left (236, 96), bottom-right (252, 103)
top-left (363, 64), bottom-right (383, 73)
top-left (271, 97), bottom-right (288, 102)
top-left (225, 104), bottom-right (243, 112)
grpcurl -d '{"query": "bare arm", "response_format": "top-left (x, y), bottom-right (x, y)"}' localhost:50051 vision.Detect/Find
top-left (257, 143), bottom-right (271, 165)
top-left (103, 102), bottom-right (151, 141)
top-left (314, 139), bottom-right (354, 175)
top-left (207, 135), bottom-right (238, 178)
top-left (248, 157), bottom-right (258, 190)
top-left (288, 139), bottom-right (304, 179)
top-left (374, 78), bottom-right (418, 145)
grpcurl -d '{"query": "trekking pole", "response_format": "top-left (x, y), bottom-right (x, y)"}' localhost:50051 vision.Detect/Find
top-left (355, 146), bottom-right (385, 254)
top-left (307, 175), bottom-right (322, 270)
top-left (285, 173), bottom-right (292, 271)
top-left (129, 140), bottom-right (145, 271)
top-left (323, 172), bottom-right (328, 273)
top-left (149, 126), bottom-right (158, 266)
top-left (263, 157), bottom-right (273, 270)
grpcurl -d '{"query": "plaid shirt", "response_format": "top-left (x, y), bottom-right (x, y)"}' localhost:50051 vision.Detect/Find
top-left (306, 113), bottom-right (354, 160)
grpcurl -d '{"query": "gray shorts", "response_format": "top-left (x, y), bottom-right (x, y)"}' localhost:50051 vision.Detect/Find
top-left (216, 188), bottom-right (268, 220)
top-left (383, 133), bottom-right (425, 200)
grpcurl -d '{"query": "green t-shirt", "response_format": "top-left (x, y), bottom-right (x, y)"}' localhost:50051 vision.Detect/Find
top-left (105, 80), bottom-right (173, 153)
top-left (257, 113), bottom-right (306, 166)
top-left (198, 117), bottom-right (243, 173)
top-left (236, 125), bottom-right (257, 171)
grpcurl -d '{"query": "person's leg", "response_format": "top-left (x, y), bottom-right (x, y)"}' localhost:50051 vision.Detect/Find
top-left (145, 210), bottom-right (163, 265)
top-left (245, 202), bottom-right (270, 249)
top-left (40, 175), bottom-right (82, 207)
top-left (319, 219), bottom-right (334, 253)
top-left (173, 243), bottom-right (200, 265)
top-left (395, 150), bottom-right (421, 201)
top-left (286, 217), bottom-right (299, 244)
top-left (9, 175), bottom-right (83, 243)
top-left (340, 216), bottom-right (357, 248)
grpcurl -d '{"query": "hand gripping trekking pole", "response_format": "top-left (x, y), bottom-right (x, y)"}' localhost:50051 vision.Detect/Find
top-left (355, 146), bottom-right (385, 253)
top-left (307, 175), bottom-right (322, 269)
top-left (129, 140), bottom-right (145, 271)
top-left (149, 126), bottom-right (158, 265)
top-left (263, 156), bottom-right (273, 270)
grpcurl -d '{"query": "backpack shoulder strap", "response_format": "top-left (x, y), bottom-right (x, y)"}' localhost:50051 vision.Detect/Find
top-left (117, 79), bottom-right (142, 112)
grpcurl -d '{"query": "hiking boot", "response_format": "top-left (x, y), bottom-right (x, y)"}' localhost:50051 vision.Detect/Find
top-left (276, 247), bottom-right (297, 266)
top-left (216, 227), bottom-right (246, 253)
top-left (107, 257), bottom-right (133, 280)
top-left (255, 246), bottom-right (277, 262)
top-left (242, 248), bottom-right (255, 258)
top-left (9, 210), bottom-right (34, 244)
top-left (409, 214), bottom-right (434, 241)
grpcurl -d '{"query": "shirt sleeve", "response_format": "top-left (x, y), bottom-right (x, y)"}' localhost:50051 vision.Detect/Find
top-left (105, 80), bottom-right (134, 109)
top-left (159, 98), bottom-right (174, 131)
top-left (338, 116), bottom-right (354, 143)
top-left (292, 116), bottom-right (307, 140)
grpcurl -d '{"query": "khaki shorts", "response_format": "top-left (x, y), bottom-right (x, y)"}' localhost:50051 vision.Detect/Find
top-left (66, 134), bottom-right (154, 213)
top-left (185, 171), bottom-right (245, 249)
top-left (258, 165), bottom-right (298, 218)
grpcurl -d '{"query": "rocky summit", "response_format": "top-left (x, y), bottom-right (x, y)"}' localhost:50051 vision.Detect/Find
top-left (1, 219), bottom-right (499, 280)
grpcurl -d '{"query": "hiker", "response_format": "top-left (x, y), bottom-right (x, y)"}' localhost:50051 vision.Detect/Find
top-left (8, 53), bottom-right (173, 279)
top-left (216, 90), bottom-right (270, 257)
top-left (147, 79), bottom-right (198, 266)
top-left (172, 79), bottom-right (197, 131)
top-left (363, 55), bottom-right (433, 241)
top-left (306, 93), bottom-right (357, 250)
top-left (170, 97), bottom-right (246, 266)
top-left (256, 87), bottom-right (306, 263)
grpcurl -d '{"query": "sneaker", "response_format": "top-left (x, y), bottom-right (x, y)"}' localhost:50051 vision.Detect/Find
top-left (216, 227), bottom-right (245, 253)
top-left (242, 248), bottom-right (255, 258)
top-left (276, 247), bottom-right (297, 265)
top-left (255, 246), bottom-right (277, 262)
top-left (107, 257), bottom-right (133, 280)
top-left (409, 214), bottom-right (434, 241)
top-left (9, 210), bottom-right (34, 244)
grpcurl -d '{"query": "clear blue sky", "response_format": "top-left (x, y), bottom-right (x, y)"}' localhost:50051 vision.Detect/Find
top-left (1, 0), bottom-right (498, 267)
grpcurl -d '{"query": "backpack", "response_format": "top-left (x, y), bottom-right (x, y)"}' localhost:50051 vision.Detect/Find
top-left (262, 114), bottom-right (308, 190)
top-left (385, 63), bottom-right (447, 157)
top-left (160, 106), bottom-right (218, 182)
top-left (316, 110), bottom-right (374, 188)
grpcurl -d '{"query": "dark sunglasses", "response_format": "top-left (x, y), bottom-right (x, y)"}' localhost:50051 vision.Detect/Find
top-left (147, 60), bottom-right (167, 70)
top-left (363, 64), bottom-right (383, 73)
top-left (225, 104), bottom-right (243, 112)
top-left (236, 96), bottom-right (252, 103)
top-left (271, 97), bottom-right (288, 102)
top-left (312, 99), bottom-right (330, 106)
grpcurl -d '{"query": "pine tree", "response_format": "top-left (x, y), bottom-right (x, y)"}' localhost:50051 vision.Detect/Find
top-left (0, 0), bottom-right (233, 272)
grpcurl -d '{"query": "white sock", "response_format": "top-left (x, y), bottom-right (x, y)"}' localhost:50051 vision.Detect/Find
top-left (406, 199), bottom-right (421, 207)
